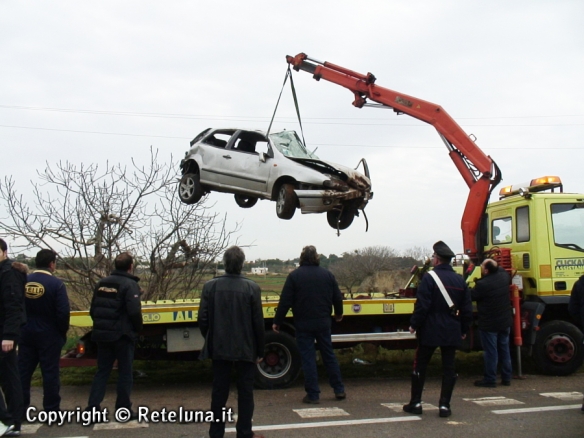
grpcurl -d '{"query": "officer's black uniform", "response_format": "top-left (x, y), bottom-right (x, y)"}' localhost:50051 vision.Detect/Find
top-left (20, 269), bottom-right (70, 412)
top-left (404, 241), bottom-right (473, 417)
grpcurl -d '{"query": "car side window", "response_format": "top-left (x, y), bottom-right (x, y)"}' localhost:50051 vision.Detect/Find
top-left (256, 140), bottom-right (270, 157)
top-left (203, 133), bottom-right (231, 149)
top-left (234, 138), bottom-right (257, 154)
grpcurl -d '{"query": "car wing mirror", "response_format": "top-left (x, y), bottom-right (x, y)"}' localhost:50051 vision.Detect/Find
top-left (259, 152), bottom-right (267, 163)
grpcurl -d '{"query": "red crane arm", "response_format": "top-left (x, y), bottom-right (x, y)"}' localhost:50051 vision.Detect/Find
top-left (286, 53), bottom-right (502, 261)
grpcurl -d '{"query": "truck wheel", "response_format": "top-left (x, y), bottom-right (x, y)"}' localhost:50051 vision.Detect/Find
top-left (255, 331), bottom-right (301, 389)
top-left (533, 320), bottom-right (583, 376)
top-left (179, 173), bottom-right (204, 204)
top-left (275, 184), bottom-right (296, 220)
top-left (327, 207), bottom-right (356, 230)
top-left (234, 194), bottom-right (258, 208)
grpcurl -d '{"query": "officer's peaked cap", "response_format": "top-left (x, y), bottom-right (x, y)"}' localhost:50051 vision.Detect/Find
top-left (433, 241), bottom-right (455, 259)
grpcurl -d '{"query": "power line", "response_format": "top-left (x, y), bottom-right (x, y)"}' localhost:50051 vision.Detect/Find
top-left (1, 124), bottom-right (582, 149)
top-left (0, 104), bottom-right (582, 122)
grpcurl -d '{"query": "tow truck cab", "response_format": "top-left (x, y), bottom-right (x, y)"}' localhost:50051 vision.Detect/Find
top-left (482, 176), bottom-right (584, 375)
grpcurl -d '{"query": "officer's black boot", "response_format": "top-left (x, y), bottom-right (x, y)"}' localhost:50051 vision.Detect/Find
top-left (438, 374), bottom-right (457, 417)
top-left (403, 372), bottom-right (425, 414)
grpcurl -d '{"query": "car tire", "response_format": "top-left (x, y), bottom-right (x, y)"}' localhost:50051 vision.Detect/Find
top-left (234, 194), bottom-right (258, 208)
top-left (255, 331), bottom-right (301, 389)
top-left (533, 320), bottom-right (583, 376)
top-left (178, 173), bottom-right (204, 204)
top-left (275, 183), bottom-right (296, 220)
top-left (327, 207), bottom-right (357, 230)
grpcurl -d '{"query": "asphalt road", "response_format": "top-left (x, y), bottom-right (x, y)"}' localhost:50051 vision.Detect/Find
top-left (22, 371), bottom-right (584, 438)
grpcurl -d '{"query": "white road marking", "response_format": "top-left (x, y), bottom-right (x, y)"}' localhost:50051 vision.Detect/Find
top-left (21, 424), bottom-right (43, 434)
top-left (225, 416), bottom-right (421, 432)
top-left (381, 402), bottom-right (438, 412)
top-left (93, 420), bottom-right (149, 430)
top-left (493, 404), bottom-right (582, 414)
top-left (292, 407), bottom-right (349, 418)
top-left (540, 392), bottom-right (583, 401)
top-left (463, 396), bottom-right (524, 406)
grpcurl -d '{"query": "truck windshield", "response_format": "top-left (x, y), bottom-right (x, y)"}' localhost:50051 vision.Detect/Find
top-left (551, 203), bottom-right (584, 251)
top-left (269, 131), bottom-right (319, 159)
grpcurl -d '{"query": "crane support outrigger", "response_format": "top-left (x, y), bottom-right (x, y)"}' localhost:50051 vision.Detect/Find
top-left (286, 53), bottom-right (502, 264)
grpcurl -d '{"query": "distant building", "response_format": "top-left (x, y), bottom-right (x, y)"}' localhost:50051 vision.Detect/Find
top-left (251, 267), bottom-right (268, 275)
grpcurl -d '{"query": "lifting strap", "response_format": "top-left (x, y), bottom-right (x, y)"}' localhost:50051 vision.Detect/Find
top-left (267, 65), bottom-right (307, 147)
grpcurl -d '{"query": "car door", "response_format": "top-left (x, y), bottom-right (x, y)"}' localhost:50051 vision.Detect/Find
top-left (198, 130), bottom-right (237, 186)
top-left (213, 132), bottom-right (271, 195)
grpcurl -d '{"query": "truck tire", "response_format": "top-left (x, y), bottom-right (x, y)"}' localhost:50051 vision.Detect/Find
top-left (179, 173), bottom-right (204, 204)
top-left (255, 331), bottom-right (301, 389)
top-left (533, 320), bottom-right (583, 376)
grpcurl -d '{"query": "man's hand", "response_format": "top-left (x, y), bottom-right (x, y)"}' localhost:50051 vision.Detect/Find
top-left (272, 324), bottom-right (279, 333)
top-left (256, 357), bottom-right (264, 364)
top-left (461, 333), bottom-right (467, 340)
top-left (334, 315), bottom-right (343, 322)
top-left (409, 326), bottom-right (416, 334)
top-left (2, 340), bottom-right (14, 352)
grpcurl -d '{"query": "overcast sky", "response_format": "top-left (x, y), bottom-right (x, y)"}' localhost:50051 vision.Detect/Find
top-left (1, 1), bottom-right (583, 262)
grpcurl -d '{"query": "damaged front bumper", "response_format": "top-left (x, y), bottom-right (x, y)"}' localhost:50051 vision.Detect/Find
top-left (295, 188), bottom-right (373, 214)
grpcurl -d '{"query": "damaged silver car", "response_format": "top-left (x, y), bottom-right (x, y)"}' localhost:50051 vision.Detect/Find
top-left (178, 128), bottom-right (373, 230)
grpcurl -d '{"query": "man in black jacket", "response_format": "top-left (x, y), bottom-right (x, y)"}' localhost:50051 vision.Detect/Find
top-left (198, 246), bottom-right (265, 438)
top-left (0, 238), bottom-right (27, 437)
top-left (471, 258), bottom-right (513, 388)
top-left (20, 249), bottom-right (70, 415)
top-left (273, 245), bottom-right (345, 404)
top-left (568, 274), bottom-right (584, 412)
top-left (403, 241), bottom-right (472, 418)
top-left (86, 252), bottom-right (142, 415)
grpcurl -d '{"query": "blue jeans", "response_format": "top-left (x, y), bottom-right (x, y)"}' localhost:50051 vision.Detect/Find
top-left (296, 327), bottom-right (344, 400)
top-left (87, 336), bottom-right (135, 410)
top-left (479, 328), bottom-right (512, 383)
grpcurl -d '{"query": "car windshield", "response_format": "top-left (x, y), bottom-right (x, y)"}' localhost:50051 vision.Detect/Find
top-left (269, 131), bottom-right (319, 159)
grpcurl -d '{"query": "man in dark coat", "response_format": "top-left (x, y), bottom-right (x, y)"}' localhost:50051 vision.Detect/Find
top-left (568, 274), bottom-right (584, 412)
top-left (471, 258), bottom-right (513, 388)
top-left (0, 238), bottom-right (27, 437)
top-left (198, 246), bottom-right (265, 438)
top-left (273, 245), bottom-right (345, 404)
top-left (20, 249), bottom-right (70, 416)
top-left (86, 252), bottom-right (142, 415)
top-left (403, 241), bottom-right (472, 418)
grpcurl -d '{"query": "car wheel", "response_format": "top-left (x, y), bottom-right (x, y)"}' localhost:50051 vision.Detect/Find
top-left (255, 331), bottom-right (301, 389)
top-left (533, 320), bottom-right (583, 376)
top-left (275, 183), bottom-right (296, 220)
top-left (178, 173), bottom-right (204, 204)
top-left (234, 194), bottom-right (258, 208)
top-left (327, 207), bottom-right (357, 230)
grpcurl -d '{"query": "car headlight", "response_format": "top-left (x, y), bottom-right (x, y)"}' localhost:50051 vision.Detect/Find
top-left (323, 179), bottom-right (350, 192)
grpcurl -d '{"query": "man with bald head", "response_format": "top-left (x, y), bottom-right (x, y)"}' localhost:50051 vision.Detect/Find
top-left (471, 258), bottom-right (513, 388)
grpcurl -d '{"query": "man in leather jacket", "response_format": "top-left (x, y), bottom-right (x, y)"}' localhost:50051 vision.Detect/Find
top-left (0, 238), bottom-right (27, 437)
top-left (568, 274), bottom-right (584, 412)
top-left (471, 258), bottom-right (513, 388)
top-left (198, 246), bottom-right (265, 438)
top-left (86, 252), bottom-right (142, 416)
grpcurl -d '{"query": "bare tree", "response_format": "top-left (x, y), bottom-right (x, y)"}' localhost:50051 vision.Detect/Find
top-left (402, 246), bottom-right (431, 263)
top-left (330, 246), bottom-right (399, 297)
top-left (0, 149), bottom-right (238, 309)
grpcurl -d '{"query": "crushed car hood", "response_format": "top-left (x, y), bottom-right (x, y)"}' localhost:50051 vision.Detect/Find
top-left (288, 158), bottom-right (371, 191)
